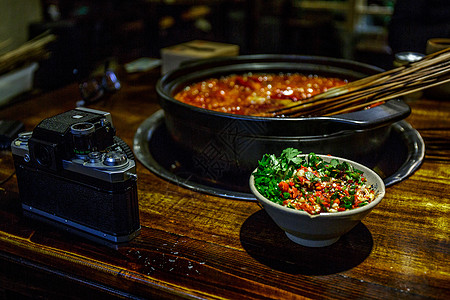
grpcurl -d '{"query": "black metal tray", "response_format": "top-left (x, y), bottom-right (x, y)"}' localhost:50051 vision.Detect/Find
top-left (133, 110), bottom-right (425, 201)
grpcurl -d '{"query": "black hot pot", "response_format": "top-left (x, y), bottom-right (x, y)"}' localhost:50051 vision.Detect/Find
top-left (156, 55), bottom-right (410, 187)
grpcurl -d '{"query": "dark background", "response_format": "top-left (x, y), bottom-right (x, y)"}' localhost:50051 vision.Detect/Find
top-left (7, 0), bottom-right (450, 90)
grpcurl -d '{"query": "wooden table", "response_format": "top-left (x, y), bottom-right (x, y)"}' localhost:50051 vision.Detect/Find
top-left (0, 68), bottom-right (449, 299)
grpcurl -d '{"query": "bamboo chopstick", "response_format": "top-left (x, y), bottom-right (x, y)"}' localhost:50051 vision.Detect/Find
top-left (258, 48), bottom-right (450, 117)
top-left (0, 32), bottom-right (56, 75)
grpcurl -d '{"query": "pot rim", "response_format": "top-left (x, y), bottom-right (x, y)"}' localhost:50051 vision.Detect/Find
top-left (157, 54), bottom-right (411, 130)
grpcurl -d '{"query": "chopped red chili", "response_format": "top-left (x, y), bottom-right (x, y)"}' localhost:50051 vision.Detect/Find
top-left (174, 73), bottom-right (348, 116)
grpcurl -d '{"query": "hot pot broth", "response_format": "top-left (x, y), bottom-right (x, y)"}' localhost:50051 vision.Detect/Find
top-left (157, 55), bottom-right (411, 191)
top-left (174, 73), bottom-right (348, 115)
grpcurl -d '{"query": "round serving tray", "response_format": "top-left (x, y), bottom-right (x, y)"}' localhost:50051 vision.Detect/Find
top-left (134, 110), bottom-right (424, 201)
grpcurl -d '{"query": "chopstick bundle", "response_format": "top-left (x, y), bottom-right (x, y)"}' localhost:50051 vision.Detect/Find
top-left (0, 32), bottom-right (56, 76)
top-left (257, 48), bottom-right (450, 117)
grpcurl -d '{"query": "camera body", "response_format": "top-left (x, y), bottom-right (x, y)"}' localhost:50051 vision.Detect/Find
top-left (11, 107), bottom-right (140, 245)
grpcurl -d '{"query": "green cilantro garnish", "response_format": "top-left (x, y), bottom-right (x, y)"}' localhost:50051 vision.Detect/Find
top-left (253, 148), bottom-right (373, 214)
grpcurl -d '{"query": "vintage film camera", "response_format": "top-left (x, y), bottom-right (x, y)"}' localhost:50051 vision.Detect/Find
top-left (11, 108), bottom-right (140, 245)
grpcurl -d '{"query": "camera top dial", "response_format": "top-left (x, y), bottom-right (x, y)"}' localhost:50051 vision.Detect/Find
top-left (104, 151), bottom-right (128, 166)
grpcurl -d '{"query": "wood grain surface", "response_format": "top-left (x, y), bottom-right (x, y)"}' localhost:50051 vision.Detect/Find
top-left (0, 69), bottom-right (449, 299)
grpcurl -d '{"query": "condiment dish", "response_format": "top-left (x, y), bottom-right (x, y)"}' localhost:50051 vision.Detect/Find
top-left (249, 154), bottom-right (385, 247)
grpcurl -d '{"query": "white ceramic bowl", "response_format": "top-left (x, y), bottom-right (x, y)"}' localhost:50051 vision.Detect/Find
top-left (249, 154), bottom-right (385, 247)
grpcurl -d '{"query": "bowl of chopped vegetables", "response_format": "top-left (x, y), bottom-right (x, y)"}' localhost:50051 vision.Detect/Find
top-left (249, 148), bottom-right (385, 247)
